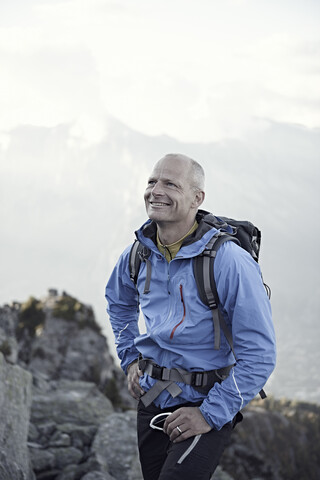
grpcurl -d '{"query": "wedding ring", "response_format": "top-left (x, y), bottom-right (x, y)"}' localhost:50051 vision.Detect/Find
top-left (176, 426), bottom-right (182, 434)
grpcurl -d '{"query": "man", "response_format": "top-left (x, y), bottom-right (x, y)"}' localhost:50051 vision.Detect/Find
top-left (106, 153), bottom-right (276, 479)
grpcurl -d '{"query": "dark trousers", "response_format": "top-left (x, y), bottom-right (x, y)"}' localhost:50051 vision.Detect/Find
top-left (137, 400), bottom-right (234, 480)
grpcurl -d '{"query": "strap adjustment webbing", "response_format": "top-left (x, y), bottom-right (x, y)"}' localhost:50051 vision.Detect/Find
top-left (138, 357), bottom-right (233, 407)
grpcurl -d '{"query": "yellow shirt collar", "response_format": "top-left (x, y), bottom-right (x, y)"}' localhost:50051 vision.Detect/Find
top-left (157, 221), bottom-right (199, 262)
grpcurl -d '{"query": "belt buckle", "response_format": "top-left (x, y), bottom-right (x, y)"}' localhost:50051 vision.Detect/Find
top-left (191, 372), bottom-right (204, 387)
top-left (152, 364), bottom-right (163, 380)
top-left (138, 358), bottom-right (147, 372)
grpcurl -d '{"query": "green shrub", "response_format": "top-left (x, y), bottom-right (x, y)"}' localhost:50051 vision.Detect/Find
top-left (52, 295), bottom-right (83, 320)
top-left (16, 297), bottom-right (45, 340)
top-left (52, 295), bottom-right (100, 332)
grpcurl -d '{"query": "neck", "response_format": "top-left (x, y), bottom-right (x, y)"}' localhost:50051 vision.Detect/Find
top-left (156, 219), bottom-right (196, 245)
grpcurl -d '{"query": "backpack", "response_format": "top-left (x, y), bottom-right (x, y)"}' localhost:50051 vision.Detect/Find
top-left (129, 214), bottom-right (270, 398)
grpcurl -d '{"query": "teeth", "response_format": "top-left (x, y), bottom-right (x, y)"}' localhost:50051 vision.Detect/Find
top-left (151, 202), bottom-right (168, 206)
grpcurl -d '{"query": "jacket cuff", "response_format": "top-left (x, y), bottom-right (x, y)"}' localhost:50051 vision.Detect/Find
top-left (126, 357), bottom-right (139, 374)
top-left (120, 347), bottom-right (140, 374)
top-left (199, 404), bottom-right (217, 430)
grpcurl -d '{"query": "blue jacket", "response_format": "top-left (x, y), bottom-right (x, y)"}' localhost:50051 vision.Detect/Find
top-left (105, 212), bottom-right (276, 430)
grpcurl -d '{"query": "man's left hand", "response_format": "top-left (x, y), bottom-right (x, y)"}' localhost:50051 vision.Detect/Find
top-left (163, 407), bottom-right (212, 443)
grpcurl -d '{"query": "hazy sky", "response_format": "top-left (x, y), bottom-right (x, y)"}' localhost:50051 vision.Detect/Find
top-left (1, 0), bottom-right (319, 145)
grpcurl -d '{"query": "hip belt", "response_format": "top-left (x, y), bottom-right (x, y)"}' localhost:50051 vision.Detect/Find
top-left (138, 357), bottom-right (233, 407)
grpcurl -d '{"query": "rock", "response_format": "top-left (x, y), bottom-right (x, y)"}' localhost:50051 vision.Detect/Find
top-left (31, 380), bottom-right (113, 426)
top-left (28, 317), bottom-right (112, 385)
top-left (28, 423), bottom-right (40, 442)
top-left (54, 456), bottom-right (106, 480)
top-left (30, 445), bottom-right (84, 477)
top-left (17, 291), bottom-right (135, 410)
top-left (82, 473), bottom-right (115, 480)
top-left (29, 448), bottom-right (55, 473)
top-left (37, 421), bottom-right (57, 439)
top-left (211, 466), bottom-right (235, 480)
top-left (29, 379), bottom-right (113, 478)
top-left (56, 424), bottom-right (98, 448)
top-left (36, 469), bottom-right (61, 479)
top-left (48, 432), bottom-right (71, 448)
top-left (0, 328), bottom-right (18, 363)
top-left (48, 289), bottom-right (58, 297)
top-left (0, 304), bottom-right (19, 363)
top-left (0, 451), bottom-right (28, 480)
top-left (219, 397), bottom-right (320, 480)
top-left (47, 447), bottom-right (83, 469)
top-left (91, 410), bottom-right (143, 480)
top-left (0, 352), bottom-right (35, 480)
top-left (69, 453), bottom-right (102, 478)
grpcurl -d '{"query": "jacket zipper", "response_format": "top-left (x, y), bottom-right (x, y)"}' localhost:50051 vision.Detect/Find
top-left (170, 284), bottom-right (186, 339)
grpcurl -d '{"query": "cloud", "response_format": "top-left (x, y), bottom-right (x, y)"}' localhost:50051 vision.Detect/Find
top-left (0, 45), bottom-right (101, 130)
top-left (1, 0), bottom-right (319, 142)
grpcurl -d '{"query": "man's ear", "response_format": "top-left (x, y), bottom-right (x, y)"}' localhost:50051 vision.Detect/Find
top-left (192, 190), bottom-right (205, 208)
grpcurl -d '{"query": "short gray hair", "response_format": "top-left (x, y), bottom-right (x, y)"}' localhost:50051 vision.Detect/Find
top-left (161, 153), bottom-right (205, 191)
top-left (189, 158), bottom-right (205, 191)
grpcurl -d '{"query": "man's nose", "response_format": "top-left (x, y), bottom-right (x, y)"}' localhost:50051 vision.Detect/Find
top-left (151, 182), bottom-right (164, 195)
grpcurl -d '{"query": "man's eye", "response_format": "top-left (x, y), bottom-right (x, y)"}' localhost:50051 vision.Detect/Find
top-left (148, 180), bottom-right (156, 186)
top-left (167, 182), bottom-right (176, 187)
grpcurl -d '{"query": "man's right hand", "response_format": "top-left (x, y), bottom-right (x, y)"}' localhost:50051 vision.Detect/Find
top-left (127, 360), bottom-right (145, 400)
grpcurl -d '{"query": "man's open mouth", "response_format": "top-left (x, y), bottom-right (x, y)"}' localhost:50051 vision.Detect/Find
top-left (150, 202), bottom-right (170, 206)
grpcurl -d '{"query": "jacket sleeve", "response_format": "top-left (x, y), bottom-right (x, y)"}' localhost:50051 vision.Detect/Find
top-left (199, 241), bottom-right (276, 430)
top-left (105, 246), bottom-right (141, 373)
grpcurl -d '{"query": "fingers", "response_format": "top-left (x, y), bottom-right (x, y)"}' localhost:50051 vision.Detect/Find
top-left (129, 380), bottom-right (143, 400)
top-left (169, 423), bottom-right (191, 443)
top-left (163, 409), bottom-right (183, 441)
top-left (164, 413), bottom-right (190, 442)
top-left (127, 362), bottom-right (145, 400)
top-left (163, 407), bottom-right (211, 443)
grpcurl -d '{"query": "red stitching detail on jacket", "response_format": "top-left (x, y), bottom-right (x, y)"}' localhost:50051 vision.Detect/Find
top-left (170, 284), bottom-right (186, 339)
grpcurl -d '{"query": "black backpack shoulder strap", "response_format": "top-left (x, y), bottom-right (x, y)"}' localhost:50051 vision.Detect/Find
top-left (129, 240), bottom-right (143, 285)
top-left (193, 230), bottom-right (267, 399)
top-left (193, 232), bottom-right (239, 356)
top-left (129, 240), bottom-right (152, 294)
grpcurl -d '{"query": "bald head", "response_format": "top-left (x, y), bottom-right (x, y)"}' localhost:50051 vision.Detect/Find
top-left (144, 153), bottom-right (205, 242)
top-left (157, 154), bottom-right (205, 192)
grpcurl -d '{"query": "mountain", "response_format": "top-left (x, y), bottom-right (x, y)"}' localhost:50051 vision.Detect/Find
top-left (0, 116), bottom-right (319, 403)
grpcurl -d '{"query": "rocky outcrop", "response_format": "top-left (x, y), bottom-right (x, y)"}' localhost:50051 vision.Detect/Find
top-left (0, 290), bottom-right (140, 480)
top-left (0, 352), bottom-right (34, 480)
top-left (90, 411), bottom-right (142, 480)
top-left (221, 398), bottom-right (320, 480)
top-left (1, 291), bottom-right (319, 480)
top-left (14, 292), bottom-right (133, 409)
top-left (28, 379), bottom-right (116, 479)
top-left (0, 302), bottom-right (19, 364)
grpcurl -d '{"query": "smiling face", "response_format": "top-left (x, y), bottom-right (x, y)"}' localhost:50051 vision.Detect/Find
top-left (144, 154), bottom-right (205, 236)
